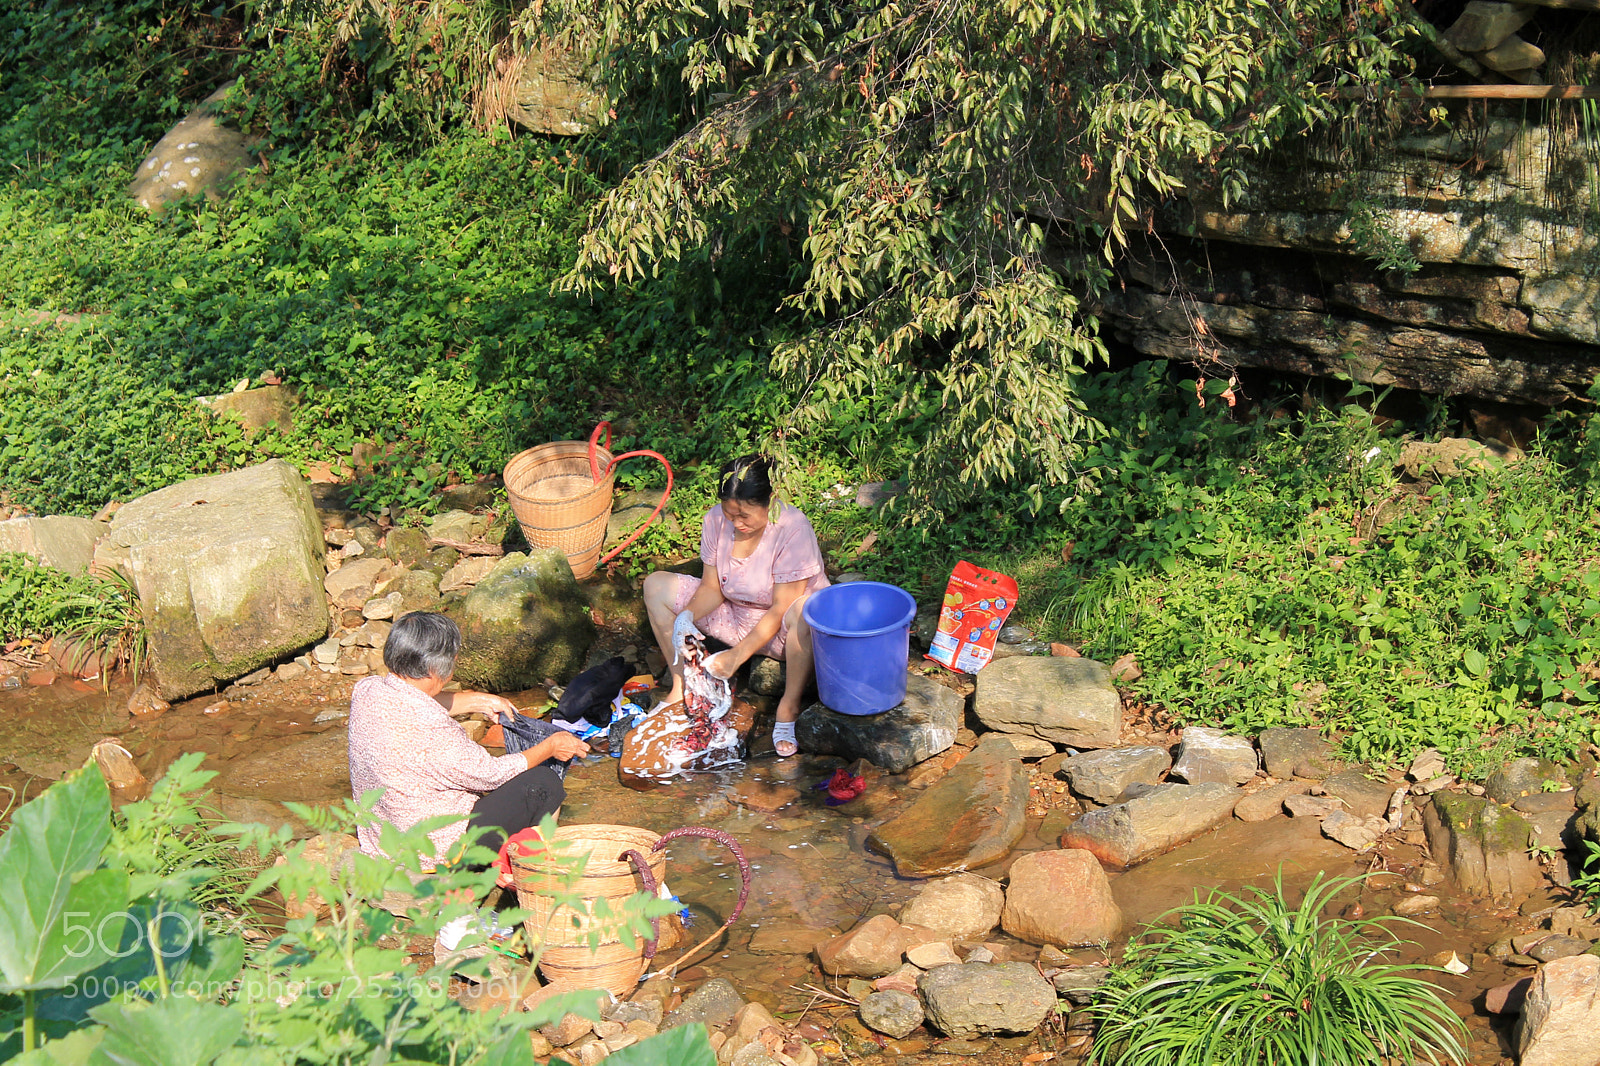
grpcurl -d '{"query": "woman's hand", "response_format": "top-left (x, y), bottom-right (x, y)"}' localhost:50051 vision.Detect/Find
top-left (703, 649), bottom-right (740, 679)
top-left (440, 690), bottom-right (518, 718)
top-left (528, 731), bottom-right (591, 767)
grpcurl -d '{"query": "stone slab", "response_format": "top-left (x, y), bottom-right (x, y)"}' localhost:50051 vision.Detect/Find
top-left (797, 672), bottom-right (961, 774)
top-left (973, 656), bottom-right (1120, 748)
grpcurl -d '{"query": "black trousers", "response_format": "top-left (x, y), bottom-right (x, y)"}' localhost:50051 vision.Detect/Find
top-left (466, 764), bottom-right (565, 856)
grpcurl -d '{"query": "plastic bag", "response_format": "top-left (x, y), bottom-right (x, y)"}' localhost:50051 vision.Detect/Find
top-left (925, 561), bottom-right (1019, 673)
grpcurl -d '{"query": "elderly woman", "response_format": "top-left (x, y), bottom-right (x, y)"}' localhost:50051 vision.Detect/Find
top-left (642, 455), bottom-right (829, 757)
top-left (347, 611), bottom-right (589, 867)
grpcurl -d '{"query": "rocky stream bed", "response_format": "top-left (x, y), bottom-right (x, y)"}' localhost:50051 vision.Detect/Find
top-left (3, 459), bottom-right (1597, 1065)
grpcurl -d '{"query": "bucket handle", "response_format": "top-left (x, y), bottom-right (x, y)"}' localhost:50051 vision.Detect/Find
top-left (586, 421), bottom-right (675, 570)
top-left (638, 827), bottom-right (751, 975)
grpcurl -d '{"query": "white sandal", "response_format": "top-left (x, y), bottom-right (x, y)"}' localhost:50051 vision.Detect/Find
top-left (772, 720), bottom-right (798, 758)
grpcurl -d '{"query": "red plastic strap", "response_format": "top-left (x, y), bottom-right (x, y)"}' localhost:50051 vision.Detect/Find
top-left (653, 826), bottom-right (751, 928)
top-left (596, 448), bottom-right (674, 569)
top-left (587, 422), bottom-right (613, 484)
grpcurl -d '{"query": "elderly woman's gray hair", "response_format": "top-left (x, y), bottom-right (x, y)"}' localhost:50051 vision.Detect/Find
top-left (383, 612), bottom-right (462, 679)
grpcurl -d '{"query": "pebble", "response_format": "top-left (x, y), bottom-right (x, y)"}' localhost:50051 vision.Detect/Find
top-left (313, 640), bottom-right (339, 665)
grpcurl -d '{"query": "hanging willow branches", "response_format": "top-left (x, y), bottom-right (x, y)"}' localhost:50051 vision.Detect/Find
top-left (528, 0), bottom-right (1422, 516)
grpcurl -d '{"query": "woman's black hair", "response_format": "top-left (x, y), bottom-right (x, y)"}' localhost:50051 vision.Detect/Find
top-left (717, 454), bottom-right (774, 506)
top-left (384, 611), bottom-right (462, 679)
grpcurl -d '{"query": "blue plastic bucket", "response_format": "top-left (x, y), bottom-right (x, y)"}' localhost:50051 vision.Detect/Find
top-left (803, 582), bottom-right (918, 716)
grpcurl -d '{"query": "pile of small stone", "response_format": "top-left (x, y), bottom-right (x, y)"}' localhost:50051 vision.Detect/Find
top-left (524, 977), bottom-right (816, 1066)
top-left (815, 870), bottom-right (1114, 1043)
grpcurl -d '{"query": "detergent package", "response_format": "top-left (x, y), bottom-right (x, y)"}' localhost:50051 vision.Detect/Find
top-left (925, 561), bottom-right (1019, 673)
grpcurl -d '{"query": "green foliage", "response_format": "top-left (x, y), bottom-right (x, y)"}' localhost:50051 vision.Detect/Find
top-left (1572, 838), bottom-right (1600, 916)
top-left (1, 755), bottom-right (697, 1064)
top-left (0, 556), bottom-right (145, 677)
top-left (1088, 873), bottom-right (1467, 1066)
top-left (1025, 366), bottom-right (1600, 775)
top-left (541, 0), bottom-right (1423, 516)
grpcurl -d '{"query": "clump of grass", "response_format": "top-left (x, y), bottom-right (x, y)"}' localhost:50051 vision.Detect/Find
top-left (1088, 873), bottom-right (1468, 1066)
top-left (0, 554), bottom-right (146, 681)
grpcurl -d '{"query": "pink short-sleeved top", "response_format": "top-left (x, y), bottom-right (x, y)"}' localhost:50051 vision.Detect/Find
top-left (700, 503), bottom-right (830, 608)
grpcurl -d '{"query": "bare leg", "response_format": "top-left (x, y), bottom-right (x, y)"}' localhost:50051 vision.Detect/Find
top-left (774, 594), bottom-right (812, 756)
top-left (643, 571), bottom-right (687, 705)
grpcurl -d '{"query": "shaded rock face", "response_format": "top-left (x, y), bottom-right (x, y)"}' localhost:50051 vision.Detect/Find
top-left (1058, 746), bottom-right (1170, 805)
top-left (1095, 117), bottom-right (1600, 409)
top-left (918, 962), bottom-right (1055, 1037)
top-left (1517, 954), bottom-right (1600, 1066)
top-left (508, 44), bottom-right (609, 135)
top-left (1485, 757), bottom-right (1572, 804)
top-left (198, 385), bottom-right (296, 435)
top-left (128, 83), bottom-right (254, 213)
top-left (1423, 791), bottom-right (1541, 899)
top-left (94, 460), bottom-right (327, 699)
top-left (0, 515), bottom-right (106, 574)
top-left (867, 736), bottom-right (1028, 877)
top-left (1001, 850), bottom-right (1122, 947)
top-left (445, 549), bottom-right (596, 691)
top-left (796, 673), bottom-right (960, 773)
top-left (973, 656), bottom-right (1120, 748)
top-left (1256, 727), bottom-right (1334, 780)
top-left (899, 874), bottom-right (1005, 941)
top-left (1058, 783), bottom-right (1240, 868)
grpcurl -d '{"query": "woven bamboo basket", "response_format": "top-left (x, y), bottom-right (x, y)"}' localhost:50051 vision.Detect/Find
top-left (502, 423), bottom-right (673, 580)
top-left (511, 823), bottom-right (750, 996)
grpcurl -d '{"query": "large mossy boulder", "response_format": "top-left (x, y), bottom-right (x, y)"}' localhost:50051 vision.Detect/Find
top-left (1423, 791), bottom-right (1541, 898)
top-left (94, 460), bottom-right (327, 699)
top-left (445, 549), bottom-right (595, 692)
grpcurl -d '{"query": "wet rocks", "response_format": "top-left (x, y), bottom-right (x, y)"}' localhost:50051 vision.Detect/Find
top-left (748, 656), bottom-right (785, 697)
top-left (1234, 781), bottom-right (1312, 822)
top-left (1001, 850), bottom-right (1121, 947)
top-left (1424, 791), bottom-right (1541, 898)
top-left (1530, 935), bottom-right (1592, 962)
top-left (1518, 954), bottom-right (1600, 1066)
top-left (94, 459), bottom-right (328, 699)
top-left (918, 962), bottom-right (1055, 1037)
top-left (1391, 894), bottom-right (1441, 917)
top-left (730, 779), bottom-right (800, 813)
top-left (445, 549), bottom-right (595, 691)
top-left (867, 734), bottom-right (1028, 877)
top-left (0, 515), bottom-right (106, 574)
top-left (899, 874), bottom-right (1005, 940)
top-left (1059, 783), bottom-right (1240, 868)
top-left (1051, 966), bottom-right (1109, 1005)
top-left (973, 656), bottom-right (1120, 748)
top-left (1171, 727), bottom-right (1258, 785)
top-left (126, 682), bottom-right (170, 720)
top-left (1320, 810), bottom-right (1388, 851)
top-left (1058, 746), bottom-right (1170, 806)
top-left (816, 915), bottom-right (913, 978)
top-left (664, 977), bottom-right (745, 1033)
top-left (796, 672), bottom-right (960, 773)
top-left (859, 991), bottom-right (923, 1040)
top-left (1256, 727), bottom-right (1335, 779)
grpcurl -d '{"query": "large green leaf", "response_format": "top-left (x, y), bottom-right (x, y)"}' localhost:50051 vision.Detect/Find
top-left (0, 765), bottom-right (128, 993)
top-left (11, 1026), bottom-right (106, 1065)
top-left (87, 997), bottom-right (243, 1066)
top-left (36, 903), bottom-right (243, 1024)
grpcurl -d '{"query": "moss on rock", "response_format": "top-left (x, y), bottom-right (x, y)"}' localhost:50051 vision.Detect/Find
top-left (446, 548), bottom-right (596, 692)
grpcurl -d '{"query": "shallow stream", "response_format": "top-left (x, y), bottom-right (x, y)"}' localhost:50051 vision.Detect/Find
top-left (0, 673), bottom-right (1545, 1064)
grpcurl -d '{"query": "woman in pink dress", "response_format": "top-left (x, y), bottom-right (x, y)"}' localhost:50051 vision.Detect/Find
top-left (642, 455), bottom-right (830, 757)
